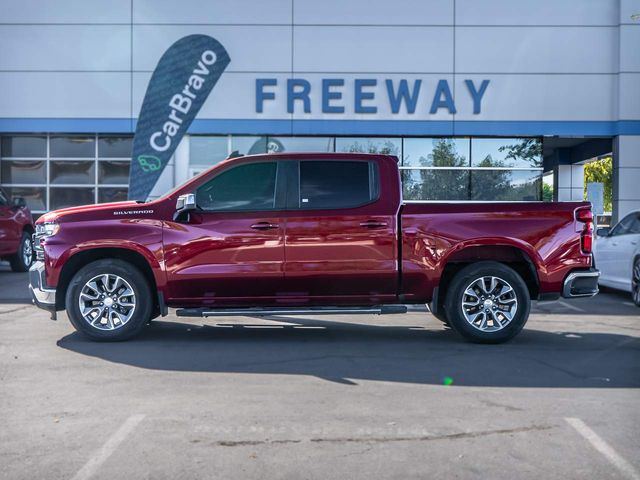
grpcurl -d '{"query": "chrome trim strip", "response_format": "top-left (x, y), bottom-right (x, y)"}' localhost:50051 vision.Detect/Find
top-left (562, 270), bottom-right (600, 298)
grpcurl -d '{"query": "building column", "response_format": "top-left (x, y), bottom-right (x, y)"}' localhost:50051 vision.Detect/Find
top-left (612, 136), bottom-right (640, 224)
top-left (554, 164), bottom-right (584, 201)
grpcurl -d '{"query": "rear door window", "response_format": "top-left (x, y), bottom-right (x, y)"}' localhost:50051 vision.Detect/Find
top-left (298, 161), bottom-right (379, 209)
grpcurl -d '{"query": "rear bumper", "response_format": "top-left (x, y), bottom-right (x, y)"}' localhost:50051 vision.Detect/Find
top-left (28, 261), bottom-right (57, 317)
top-left (562, 268), bottom-right (600, 298)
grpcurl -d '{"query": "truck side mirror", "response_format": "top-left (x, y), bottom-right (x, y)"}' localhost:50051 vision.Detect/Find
top-left (173, 193), bottom-right (197, 222)
top-left (11, 197), bottom-right (26, 209)
top-left (596, 227), bottom-right (610, 237)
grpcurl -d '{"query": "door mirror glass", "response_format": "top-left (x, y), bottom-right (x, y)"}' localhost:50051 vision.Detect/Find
top-left (11, 197), bottom-right (27, 209)
top-left (596, 227), bottom-right (610, 237)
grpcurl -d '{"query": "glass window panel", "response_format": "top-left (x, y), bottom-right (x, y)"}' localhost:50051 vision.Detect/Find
top-left (196, 162), bottom-right (277, 211)
top-left (50, 187), bottom-right (95, 209)
top-left (98, 187), bottom-right (128, 203)
top-left (299, 161), bottom-right (379, 209)
top-left (403, 138), bottom-right (469, 167)
top-left (470, 170), bottom-right (542, 201)
top-left (3, 187), bottom-right (46, 211)
top-left (1, 136), bottom-right (47, 157)
top-left (0, 160), bottom-right (46, 184)
top-left (0, 188), bottom-right (9, 205)
top-left (401, 169), bottom-right (469, 201)
top-left (99, 161), bottom-right (130, 184)
top-left (190, 136), bottom-right (228, 166)
top-left (50, 161), bottom-right (95, 185)
top-left (231, 136), bottom-right (267, 156)
top-left (50, 136), bottom-right (95, 158)
top-left (472, 138), bottom-right (542, 168)
top-left (267, 137), bottom-right (334, 153)
top-left (98, 136), bottom-right (132, 158)
top-left (336, 137), bottom-right (400, 156)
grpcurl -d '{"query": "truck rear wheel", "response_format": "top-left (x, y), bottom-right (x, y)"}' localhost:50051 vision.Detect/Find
top-left (444, 261), bottom-right (530, 344)
top-left (65, 259), bottom-right (152, 341)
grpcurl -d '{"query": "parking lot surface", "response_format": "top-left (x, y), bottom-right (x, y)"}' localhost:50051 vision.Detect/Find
top-left (1, 265), bottom-right (639, 480)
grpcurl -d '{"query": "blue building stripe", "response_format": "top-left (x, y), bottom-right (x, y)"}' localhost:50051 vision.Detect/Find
top-left (1, 117), bottom-right (639, 136)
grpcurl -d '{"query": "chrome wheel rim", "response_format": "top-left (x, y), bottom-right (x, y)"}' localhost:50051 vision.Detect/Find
top-left (462, 276), bottom-right (518, 332)
top-left (22, 238), bottom-right (32, 266)
top-left (78, 274), bottom-right (136, 330)
top-left (633, 262), bottom-right (640, 306)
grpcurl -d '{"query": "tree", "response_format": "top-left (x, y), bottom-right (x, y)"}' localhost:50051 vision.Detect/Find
top-left (498, 138), bottom-right (543, 167)
top-left (584, 156), bottom-right (612, 212)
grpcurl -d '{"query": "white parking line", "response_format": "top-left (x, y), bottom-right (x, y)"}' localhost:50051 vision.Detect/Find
top-left (71, 414), bottom-right (145, 480)
top-left (565, 417), bottom-right (640, 480)
top-left (558, 301), bottom-right (585, 313)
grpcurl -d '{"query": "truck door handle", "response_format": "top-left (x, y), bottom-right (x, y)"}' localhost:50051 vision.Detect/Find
top-left (359, 220), bottom-right (388, 229)
top-left (250, 222), bottom-right (279, 230)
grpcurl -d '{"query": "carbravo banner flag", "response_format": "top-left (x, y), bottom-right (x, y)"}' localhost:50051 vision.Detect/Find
top-left (128, 34), bottom-right (230, 200)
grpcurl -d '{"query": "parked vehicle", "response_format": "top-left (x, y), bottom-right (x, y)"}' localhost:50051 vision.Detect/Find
top-left (0, 187), bottom-right (34, 272)
top-left (29, 153), bottom-right (598, 343)
top-left (595, 210), bottom-right (640, 306)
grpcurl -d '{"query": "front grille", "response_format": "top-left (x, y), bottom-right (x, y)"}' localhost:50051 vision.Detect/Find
top-left (33, 232), bottom-right (45, 261)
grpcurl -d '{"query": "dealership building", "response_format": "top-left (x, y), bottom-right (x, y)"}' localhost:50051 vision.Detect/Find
top-left (0, 0), bottom-right (639, 221)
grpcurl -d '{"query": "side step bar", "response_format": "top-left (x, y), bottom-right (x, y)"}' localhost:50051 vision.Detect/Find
top-left (176, 305), bottom-right (408, 318)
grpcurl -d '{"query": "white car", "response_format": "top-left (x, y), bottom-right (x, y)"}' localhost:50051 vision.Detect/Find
top-left (595, 210), bottom-right (640, 306)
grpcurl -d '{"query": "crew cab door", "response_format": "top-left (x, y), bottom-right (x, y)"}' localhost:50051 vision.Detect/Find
top-left (281, 159), bottom-right (399, 304)
top-left (597, 212), bottom-right (640, 290)
top-left (163, 160), bottom-right (286, 305)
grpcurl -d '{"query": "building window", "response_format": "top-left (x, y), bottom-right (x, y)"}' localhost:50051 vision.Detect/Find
top-left (336, 137), bottom-right (400, 156)
top-left (0, 134), bottom-right (132, 214)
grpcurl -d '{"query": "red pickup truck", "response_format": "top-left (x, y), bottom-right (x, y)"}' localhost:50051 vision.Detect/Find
top-left (29, 153), bottom-right (598, 343)
top-left (0, 187), bottom-right (34, 272)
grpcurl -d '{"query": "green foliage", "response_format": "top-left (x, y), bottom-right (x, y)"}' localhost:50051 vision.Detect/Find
top-left (498, 138), bottom-right (543, 167)
top-left (584, 156), bottom-right (612, 212)
top-left (542, 183), bottom-right (553, 202)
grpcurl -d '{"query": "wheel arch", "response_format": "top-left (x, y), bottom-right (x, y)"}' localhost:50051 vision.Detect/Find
top-left (432, 244), bottom-right (540, 315)
top-left (55, 247), bottom-right (159, 314)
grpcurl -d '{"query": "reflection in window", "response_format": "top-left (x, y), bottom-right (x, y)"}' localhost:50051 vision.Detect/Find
top-left (0, 161), bottom-right (46, 184)
top-left (403, 138), bottom-right (469, 167)
top-left (336, 137), bottom-right (400, 156)
top-left (470, 170), bottom-right (542, 201)
top-left (471, 138), bottom-right (542, 168)
top-left (402, 169), bottom-right (469, 201)
top-left (231, 136), bottom-right (267, 156)
top-left (190, 136), bottom-right (228, 166)
top-left (267, 137), bottom-right (334, 153)
top-left (99, 187), bottom-right (128, 203)
top-left (196, 162), bottom-right (277, 211)
top-left (99, 161), bottom-right (130, 184)
top-left (98, 136), bottom-right (132, 158)
top-left (3, 187), bottom-right (46, 211)
top-left (50, 136), bottom-right (95, 158)
top-left (1, 136), bottom-right (47, 157)
top-left (50, 161), bottom-right (95, 184)
top-left (50, 188), bottom-right (95, 210)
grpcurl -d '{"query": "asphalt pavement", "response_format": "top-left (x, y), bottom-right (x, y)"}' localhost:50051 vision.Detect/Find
top-left (0, 262), bottom-right (638, 480)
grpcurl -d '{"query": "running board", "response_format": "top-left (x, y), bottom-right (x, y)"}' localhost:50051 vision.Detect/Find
top-left (176, 305), bottom-right (408, 318)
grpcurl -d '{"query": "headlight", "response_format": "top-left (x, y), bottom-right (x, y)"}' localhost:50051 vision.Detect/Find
top-left (35, 222), bottom-right (59, 238)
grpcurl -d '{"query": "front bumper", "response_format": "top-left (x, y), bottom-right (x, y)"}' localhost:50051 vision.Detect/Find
top-left (28, 261), bottom-right (57, 319)
top-left (562, 268), bottom-right (600, 298)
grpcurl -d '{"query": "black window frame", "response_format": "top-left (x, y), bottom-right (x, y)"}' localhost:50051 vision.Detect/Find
top-left (195, 160), bottom-right (286, 213)
top-left (286, 159), bottom-right (381, 211)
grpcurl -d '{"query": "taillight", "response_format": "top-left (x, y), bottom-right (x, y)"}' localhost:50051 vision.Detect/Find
top-left (576, 207), bottom-right (593, 254)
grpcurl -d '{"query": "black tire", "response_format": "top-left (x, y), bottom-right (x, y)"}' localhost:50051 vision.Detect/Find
top-left (65, 259), bottom-right (152, 341)
top-left (9, 232), bottom-right (33, 272)
top-left (632, 258), bottom-right (640, 307)
top-left (444, 261), bottom-right (531, 344)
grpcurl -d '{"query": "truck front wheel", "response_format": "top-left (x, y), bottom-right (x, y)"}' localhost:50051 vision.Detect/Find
top-left (444, 261), bottom-right (531, 344)
top-left (65, 259), bottom-right (152, 341)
